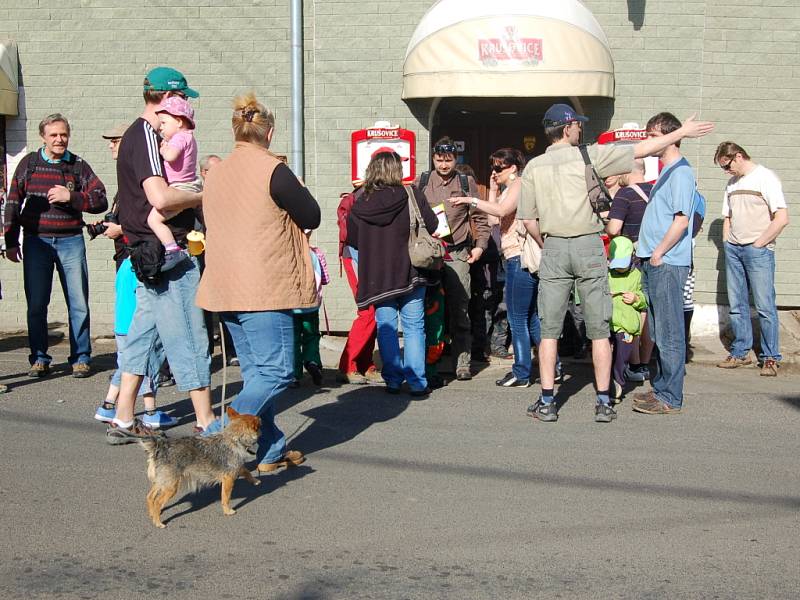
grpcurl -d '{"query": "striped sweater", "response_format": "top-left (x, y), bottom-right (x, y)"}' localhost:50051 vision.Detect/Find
top-left (3, 150), bottom-right (108, 247)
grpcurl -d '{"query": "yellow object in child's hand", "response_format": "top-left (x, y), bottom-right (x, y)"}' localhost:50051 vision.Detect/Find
top-left (187, 230), bottom-right (206, 256)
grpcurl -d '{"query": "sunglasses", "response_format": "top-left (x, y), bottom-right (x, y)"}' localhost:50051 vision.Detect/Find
top-left (433, 144), bottom-right (457, 155)
top-left (719, 158), bottom-right (735, 171)
top-left (491, 164), bottom-right (510, 173)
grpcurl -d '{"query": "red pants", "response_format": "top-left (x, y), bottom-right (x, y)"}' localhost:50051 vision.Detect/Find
top-left (338, 256), bottom-right (377, 374)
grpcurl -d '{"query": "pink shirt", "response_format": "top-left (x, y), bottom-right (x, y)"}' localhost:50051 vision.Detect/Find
top-left (164, 130), bottom-right (197, 184)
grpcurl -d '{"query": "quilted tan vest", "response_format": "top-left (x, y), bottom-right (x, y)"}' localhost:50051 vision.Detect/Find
top-left (196, 141), bottom-right (317, 312)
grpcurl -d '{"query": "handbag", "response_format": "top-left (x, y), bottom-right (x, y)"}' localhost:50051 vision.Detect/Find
top-left (516, 221), bottom-right (542, 273)
top-left (406, 185), bottom-right (444, 270)
top-left (128, 239), bottom-right (165, 285)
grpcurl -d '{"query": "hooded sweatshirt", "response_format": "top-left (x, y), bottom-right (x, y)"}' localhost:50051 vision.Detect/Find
top-left (347, 184), bottom-right (438, 309)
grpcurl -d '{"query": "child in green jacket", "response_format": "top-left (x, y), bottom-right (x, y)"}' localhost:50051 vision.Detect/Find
top-left (608, 237), bottom-right (647, 399)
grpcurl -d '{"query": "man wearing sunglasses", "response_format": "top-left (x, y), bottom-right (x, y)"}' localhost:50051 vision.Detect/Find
top-left (518, 104), bottom-right (713, 423)
top-left (714, 142), bottom-right (788, 377)
top-left (416, 137), bottom-right (490, 381)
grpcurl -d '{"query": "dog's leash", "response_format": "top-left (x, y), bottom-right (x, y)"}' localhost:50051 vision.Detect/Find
top-left (219, 320), bottom-right (227, 430)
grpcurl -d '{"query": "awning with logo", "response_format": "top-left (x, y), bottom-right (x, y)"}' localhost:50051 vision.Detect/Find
top-left (0, 41), bottom-right (19, 116)
top-left (402, 0), bottom-right (614, 100)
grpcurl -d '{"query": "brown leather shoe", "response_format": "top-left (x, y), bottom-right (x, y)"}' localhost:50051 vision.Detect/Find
top-left (760, 359), bottom-right (779, 377)
top-left (716, 355), bottom-right (752, 369)
top-left (336, 371), bottom-right (367, 385)
top-left (633, 390), bottom-right (657, 405)
top-left (72, 362), bottom-right (92, 378)
top-left (257, 450), bottom-right (305, 473)
top-left (363, 367), bottom-right (384, 384)
top-left (28, 362), bottom-right (50, 378)
top-left (632, 396), bottom-right (681, 415)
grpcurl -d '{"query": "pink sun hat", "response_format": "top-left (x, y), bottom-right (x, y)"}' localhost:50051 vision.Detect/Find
top-left (156, 96), bottom-right (195, 129)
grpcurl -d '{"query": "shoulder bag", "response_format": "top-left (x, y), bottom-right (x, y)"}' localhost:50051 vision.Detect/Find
top-left (406, 185), bottom-right (444, 270)
top-left (516, 221), bottom-right (542, 273)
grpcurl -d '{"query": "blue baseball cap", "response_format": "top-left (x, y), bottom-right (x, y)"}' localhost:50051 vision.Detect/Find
top-left (542, 103), bottom-right (589, 127)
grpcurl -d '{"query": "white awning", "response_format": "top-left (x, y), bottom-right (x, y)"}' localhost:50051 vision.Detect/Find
top-left (402, 0), bottom-right (614, 100)
top-left (0, 41), bottom-right (19, 116)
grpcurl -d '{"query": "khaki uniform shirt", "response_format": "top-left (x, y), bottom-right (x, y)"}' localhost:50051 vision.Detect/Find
top-left (416, 170), bottom-right (490, 250)
top-left (517, 143), bottom-right (635, 237)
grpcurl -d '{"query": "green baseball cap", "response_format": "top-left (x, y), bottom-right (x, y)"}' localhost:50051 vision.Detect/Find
top-left (143, 66), bottom-right (199, 98)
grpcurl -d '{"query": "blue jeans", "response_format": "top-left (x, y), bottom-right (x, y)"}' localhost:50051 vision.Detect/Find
top-left (205, 310), bottom-right (294, 465)
top-left (22, 234), bottom-right (91, 366)
top-left (641, 261), bottom-right (690, 408)
top-left (375, 285), bottom-right (427, 391)
top-left (505, 257), bottom-right (541, 381)
top-left (724, 242), bottom-right (781, 361)
top-left (121, 256), bottom-right (210, 391)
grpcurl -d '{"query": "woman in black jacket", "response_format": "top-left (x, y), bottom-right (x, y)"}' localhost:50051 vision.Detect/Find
top-left (347, 152), bottom-right (438, 396)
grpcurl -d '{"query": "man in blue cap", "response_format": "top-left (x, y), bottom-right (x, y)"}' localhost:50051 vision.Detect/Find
top-left (105, 66), bottom-right (214, 444)
top-left (517, 103), bottom-right (713, 424)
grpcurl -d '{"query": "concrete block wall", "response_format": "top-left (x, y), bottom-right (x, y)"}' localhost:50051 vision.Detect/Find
top-left (585, 0), bottom-right (800, 308)
top-left (0, 0), bottom-right (797, 337)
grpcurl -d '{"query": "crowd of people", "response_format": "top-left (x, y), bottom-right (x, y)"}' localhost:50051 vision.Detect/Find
top-left (0, 67), bottom-right (788, 450)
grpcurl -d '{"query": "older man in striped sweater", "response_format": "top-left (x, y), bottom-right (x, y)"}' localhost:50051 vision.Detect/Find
top-left (3, 113), bottom-right (108, 378)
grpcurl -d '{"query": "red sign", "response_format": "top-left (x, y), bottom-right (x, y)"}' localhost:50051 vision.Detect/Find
top-left (351, 126), bottom-right (416, 185)
top-left (479, 27), bottom-right (542, 63)
top-left (597, 129), bottom-right (648, 144)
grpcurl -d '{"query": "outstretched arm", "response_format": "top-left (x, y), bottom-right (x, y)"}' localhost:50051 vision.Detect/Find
top-left (634, 114), bottom-right (714, 159)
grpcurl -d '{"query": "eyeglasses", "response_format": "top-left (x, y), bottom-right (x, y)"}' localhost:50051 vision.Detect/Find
top-left (491, 164), bottom-right (509, 173)
top-left (433, 144), bottom-right (457, 155)
top-left (719, 158), bottom-right (735, 171)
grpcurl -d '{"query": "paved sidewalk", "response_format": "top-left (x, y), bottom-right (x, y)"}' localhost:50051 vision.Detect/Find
top-left (0, 333), bottom-right (798, 599)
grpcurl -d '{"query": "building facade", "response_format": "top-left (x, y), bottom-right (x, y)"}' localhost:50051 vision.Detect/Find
top-left (0, 0), bottom-right (797, 335)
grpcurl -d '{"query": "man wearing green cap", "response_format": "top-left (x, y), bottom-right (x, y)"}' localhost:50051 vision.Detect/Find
top-left (105, 66), bottom-right (214, 444)
top-left (518, 103), bottom-right (713, 423)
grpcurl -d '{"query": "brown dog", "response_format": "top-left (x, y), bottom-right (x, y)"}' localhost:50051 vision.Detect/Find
top-left (141, 406), bottom-right (261, 528)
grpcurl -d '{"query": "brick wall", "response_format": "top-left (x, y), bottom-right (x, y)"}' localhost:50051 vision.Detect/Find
top-left (0, 0), bottom-right (797, 336)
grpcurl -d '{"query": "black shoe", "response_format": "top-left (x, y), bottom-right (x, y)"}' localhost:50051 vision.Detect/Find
top-left (495, 372), bottom-right (531, 388)
top-left (594, 403), bottom-right (617, 423)
top-left (526, 397), bottom-right (558, 422)
top-left (305, 361), bottom-right (323, 386)
top-left (427, 374), bottom-right (446, 389)
top-left (410, 387), bottom-right (431, 398)
top-left (471, 352), bottom-right (490, 364)
top-left (156, 372), bottom-right (175, 388)
top-left (385, 386), bottom-right (401, 395)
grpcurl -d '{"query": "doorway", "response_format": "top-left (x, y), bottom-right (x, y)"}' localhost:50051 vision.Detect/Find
top-left (430, 97), bottom-right (573, 198)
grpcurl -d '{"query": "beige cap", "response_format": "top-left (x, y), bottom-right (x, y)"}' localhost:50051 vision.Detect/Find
top-left (101, 124), bottom-right (128, 139)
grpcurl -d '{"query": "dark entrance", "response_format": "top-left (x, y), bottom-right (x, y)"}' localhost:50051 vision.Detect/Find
top-left (430, 97), bottom-right (574, 197)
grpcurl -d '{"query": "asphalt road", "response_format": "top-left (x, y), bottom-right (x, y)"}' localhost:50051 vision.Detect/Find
top-left (1, 336), bottom-right (798, 599)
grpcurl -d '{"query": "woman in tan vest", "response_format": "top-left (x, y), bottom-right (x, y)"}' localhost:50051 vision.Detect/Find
top-left (196, 92), bottom-right (320, 473)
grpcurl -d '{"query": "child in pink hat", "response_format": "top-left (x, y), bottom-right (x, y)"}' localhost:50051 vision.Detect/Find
top-left (151, 96), bottom-right (201, 270)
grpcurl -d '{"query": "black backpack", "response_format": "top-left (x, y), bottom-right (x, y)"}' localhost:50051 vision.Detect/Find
top-left (418, 171), bottom-right (470, 197)
top-left (18, 151), bottom-right (83, 192)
